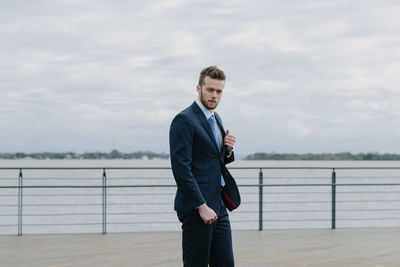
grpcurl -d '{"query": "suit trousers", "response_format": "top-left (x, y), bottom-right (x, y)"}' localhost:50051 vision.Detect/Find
top-left (177, 203), bottom-right (234, 267)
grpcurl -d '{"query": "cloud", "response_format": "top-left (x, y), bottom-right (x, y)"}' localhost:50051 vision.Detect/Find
top-left (1, 0), bottom-right (400, 154)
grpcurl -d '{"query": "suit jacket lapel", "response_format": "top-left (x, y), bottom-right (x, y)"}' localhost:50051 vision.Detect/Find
top-left (191, 102), bottom-right (221, 154)
top-left (214, 112), bottom-right (227, 157)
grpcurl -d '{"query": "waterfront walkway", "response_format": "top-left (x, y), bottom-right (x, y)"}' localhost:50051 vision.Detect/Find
top-left (1, 228), bottom-right (399, 266)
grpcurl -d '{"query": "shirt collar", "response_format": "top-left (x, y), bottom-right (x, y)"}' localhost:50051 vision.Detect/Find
top-left (195, 99), bottom-right (214, 120)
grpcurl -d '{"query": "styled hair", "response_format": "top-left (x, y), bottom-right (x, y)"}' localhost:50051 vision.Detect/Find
top-left (198, 66), bottom-right (226, 87)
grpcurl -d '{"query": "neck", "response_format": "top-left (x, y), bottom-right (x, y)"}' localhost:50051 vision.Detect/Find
top-left (197, 98), bottom-right (213, 112)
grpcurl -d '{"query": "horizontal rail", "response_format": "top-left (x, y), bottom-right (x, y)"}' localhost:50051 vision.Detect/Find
top-left (4, 191), bottom-right (396, 196)
top-left (2, 183), bottom-right (400, 189)
top-left (3, 166), bottom-right (400, 170)
top-left (0, 185), bottom-right (176, 189)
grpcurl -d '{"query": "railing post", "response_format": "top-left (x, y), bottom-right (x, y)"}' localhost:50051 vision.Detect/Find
top-left (102, 168), bottom-right (107, 234)
top-left (258, 168), bottom-right (263, 231)
top-left (331, 168), bottom-right (336, 229)
top-left (18, 168), bottom-right (23, 236)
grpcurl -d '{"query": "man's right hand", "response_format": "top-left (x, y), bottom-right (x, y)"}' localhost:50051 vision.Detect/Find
top-left (197, 204), bottom-right (217, 224)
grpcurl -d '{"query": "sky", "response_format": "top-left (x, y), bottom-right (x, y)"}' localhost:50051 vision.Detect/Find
top-left (1, 0), bottom-right (400, 155)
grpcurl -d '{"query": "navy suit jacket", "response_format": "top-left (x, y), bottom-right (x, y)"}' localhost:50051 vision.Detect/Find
top-left (169, 102), bottom-right (240, 215)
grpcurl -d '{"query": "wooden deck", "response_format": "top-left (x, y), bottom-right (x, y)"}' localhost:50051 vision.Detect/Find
top-left (1, 228), bottom-right (399, 266)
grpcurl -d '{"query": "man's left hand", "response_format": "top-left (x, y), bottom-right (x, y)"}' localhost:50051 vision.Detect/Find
top-left (224, 130), bottom-right (236, 152)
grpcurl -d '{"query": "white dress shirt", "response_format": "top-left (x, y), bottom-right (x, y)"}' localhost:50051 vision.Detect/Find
top-left (195, 99), bottom-right (223, 146)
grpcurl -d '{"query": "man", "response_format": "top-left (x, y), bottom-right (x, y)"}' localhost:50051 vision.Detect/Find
top-left (169, 66), bottom-right (240, 267)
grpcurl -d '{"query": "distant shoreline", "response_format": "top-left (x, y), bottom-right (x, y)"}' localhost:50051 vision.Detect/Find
top-left (0, 150), bottom-right (168, 160)
top-left (2, 151), bottom-right (400, 160)
top-left (243, 152), bottom-right (400, 161)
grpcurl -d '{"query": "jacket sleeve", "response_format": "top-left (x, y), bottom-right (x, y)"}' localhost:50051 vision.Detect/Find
top-left (224, 150), bottom-right (235, 165)
top-left (169, 114), bottom-right (206, 209)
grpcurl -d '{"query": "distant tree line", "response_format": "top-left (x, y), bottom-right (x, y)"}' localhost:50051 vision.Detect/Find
top-left (3, 151), bottom-right (400, 160)
top-left (0, 150), bottom-right (169, 160)
top-left (244, 152), bottom-right (400, 160)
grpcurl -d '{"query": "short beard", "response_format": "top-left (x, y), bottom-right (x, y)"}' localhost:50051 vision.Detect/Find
top-left (199, 88), bottom-right (218, 110)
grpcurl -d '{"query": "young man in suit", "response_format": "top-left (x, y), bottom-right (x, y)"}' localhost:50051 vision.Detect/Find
top-left (170, 66), bottom-right (240, 266)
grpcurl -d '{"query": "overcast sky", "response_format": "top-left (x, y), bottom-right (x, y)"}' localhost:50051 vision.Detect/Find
top-left (1, 0), bottom-right (400, 155)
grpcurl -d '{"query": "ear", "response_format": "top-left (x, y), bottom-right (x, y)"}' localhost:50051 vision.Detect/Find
top-left (196, 84), bottom-right (201, 94)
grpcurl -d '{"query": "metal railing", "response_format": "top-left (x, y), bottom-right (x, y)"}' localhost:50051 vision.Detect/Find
top-left (1, 166), bottom-right (400, 235)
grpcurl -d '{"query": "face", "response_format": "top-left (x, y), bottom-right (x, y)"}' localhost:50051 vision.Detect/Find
top-left (196, 76), bottom-right (225, 110)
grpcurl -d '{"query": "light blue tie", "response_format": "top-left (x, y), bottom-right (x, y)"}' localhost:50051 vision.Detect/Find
top-left (208, 115), bottom-right (225, 187)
